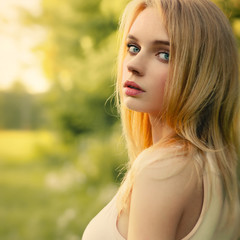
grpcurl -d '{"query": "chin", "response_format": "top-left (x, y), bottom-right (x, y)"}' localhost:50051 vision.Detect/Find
top-left (124, 100), bottom-right (143, 112)
top-left (124, 101), bottom-right (162, 118)
top-left (123, 99), bottom-right (147, 113)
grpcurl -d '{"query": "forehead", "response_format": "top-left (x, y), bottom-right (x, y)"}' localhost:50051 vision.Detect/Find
top-left (128, 7), bottom-right (169, 42)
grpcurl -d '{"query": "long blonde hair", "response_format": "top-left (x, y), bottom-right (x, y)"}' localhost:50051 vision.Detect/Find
top-left (116, 0), bottom-right (239, 215)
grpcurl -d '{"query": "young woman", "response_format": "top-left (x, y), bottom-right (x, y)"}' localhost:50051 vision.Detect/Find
top-left (82, 0), bottom-right (240, 239)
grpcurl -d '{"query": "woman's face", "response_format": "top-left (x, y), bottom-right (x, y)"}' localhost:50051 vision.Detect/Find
top-left (122, 7), bottom-right (169, 117)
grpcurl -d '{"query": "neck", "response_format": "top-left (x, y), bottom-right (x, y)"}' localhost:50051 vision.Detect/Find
top-left (149, 115), bottom-right (174, 144)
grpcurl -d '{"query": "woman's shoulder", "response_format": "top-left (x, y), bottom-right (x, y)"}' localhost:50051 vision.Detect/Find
top-left (134, 145), bottom-right (199, 188)
top-left (128, 146), bottom-right (203, 239)
top-left (132, 144), bottom-right (194, 180)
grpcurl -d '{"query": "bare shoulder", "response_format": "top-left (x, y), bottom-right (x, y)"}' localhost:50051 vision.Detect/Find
top-left (127, 155), bottom-right (201, 240)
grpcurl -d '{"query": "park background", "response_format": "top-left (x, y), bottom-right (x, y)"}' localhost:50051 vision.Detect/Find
top-left (0, 0), bottom-right (239, 239)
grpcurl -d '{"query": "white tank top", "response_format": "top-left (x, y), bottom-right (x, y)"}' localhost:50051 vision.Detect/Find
top-left (82, 166), bottom-right (240, 240)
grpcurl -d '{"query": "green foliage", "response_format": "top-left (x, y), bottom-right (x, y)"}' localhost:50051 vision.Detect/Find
top-left (214, 0), bottom-right (240, 20)
top-left (213, 0), bottom-right (240, 48)
top-left (0, 131), bottom-right (54, 163)
top-left (0, 82), bottom-right (47, 130)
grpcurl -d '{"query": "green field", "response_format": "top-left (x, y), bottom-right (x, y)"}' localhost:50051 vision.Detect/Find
top-left (0, 131), bottom-right (56, 163)
top-left (0, 131), bottom-right (122, 240)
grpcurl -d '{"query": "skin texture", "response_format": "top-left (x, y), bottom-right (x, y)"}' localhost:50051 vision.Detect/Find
top-left (118, 8), bottom-right (204, 240)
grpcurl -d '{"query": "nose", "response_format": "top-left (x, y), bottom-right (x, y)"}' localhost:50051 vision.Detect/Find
top-left (126, 55), bottom-right (145, 77)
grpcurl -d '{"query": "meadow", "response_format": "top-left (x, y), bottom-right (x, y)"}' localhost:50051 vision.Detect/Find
top-left (0, 130), bottom-right (124, 240)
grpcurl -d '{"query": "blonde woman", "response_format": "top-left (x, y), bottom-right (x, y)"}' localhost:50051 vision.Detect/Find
top-left (82, 0), bottom-right (240, 239)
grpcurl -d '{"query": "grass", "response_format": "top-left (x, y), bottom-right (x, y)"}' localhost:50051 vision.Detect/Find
top-left (0, 130), bottom-right (56, 163)
top-left (0, 130), bottom-right (121, 240)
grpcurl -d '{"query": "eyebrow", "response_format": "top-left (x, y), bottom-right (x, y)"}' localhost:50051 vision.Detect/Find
top-left (127, 34), bottom-right (170, 46)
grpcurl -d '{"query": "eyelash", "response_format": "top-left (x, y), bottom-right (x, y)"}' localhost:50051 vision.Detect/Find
top-left (126, 43), bottom-right (170, 63)
top-left (127, 43), bottom-right (140, 54)
top-left (157, 52), bottom-right (170, 63)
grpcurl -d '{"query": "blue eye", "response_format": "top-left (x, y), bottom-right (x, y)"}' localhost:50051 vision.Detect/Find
top-left (127, 44), bottom-right (140, 54)
top-left (158, 52), bottom-right (170, 62)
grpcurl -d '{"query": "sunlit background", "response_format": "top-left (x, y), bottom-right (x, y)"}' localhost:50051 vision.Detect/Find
top-left (0, 0), bottom-right (49, 93)
top-left (0, 0), bottom-right (239, 239)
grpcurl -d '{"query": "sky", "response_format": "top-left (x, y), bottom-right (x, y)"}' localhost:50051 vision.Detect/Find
top-left (0, 0), bottom-right (50, 93)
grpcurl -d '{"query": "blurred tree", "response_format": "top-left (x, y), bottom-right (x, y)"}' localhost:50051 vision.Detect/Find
top-left (21, 0), bottom-right (130, 142)
top-left (213, 0), bottom-right (240, 46)
top-left (0, 81), bottom-right (47, 130)
top-left (214, 0), bottom-right (240, 19)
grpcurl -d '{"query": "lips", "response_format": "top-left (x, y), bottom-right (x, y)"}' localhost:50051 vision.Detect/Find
top-left (124, 81), bottom-right (144, 91)
top-left (124, 80), bottom-right (145, 96)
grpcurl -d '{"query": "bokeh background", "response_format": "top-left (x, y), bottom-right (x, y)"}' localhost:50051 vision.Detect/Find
top-left (0, 0), bottom-right (239, 239)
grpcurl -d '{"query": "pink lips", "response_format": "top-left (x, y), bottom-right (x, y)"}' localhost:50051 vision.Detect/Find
top-left (124, 80), bottom-right (145, 96)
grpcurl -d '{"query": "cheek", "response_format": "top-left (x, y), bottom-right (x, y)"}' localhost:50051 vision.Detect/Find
top-left (161, 72), bottom-right (168, 93)
top-left (122, 59), bottom-right (128, 81)
top-left (155, 70), bottom-right (168, 96)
